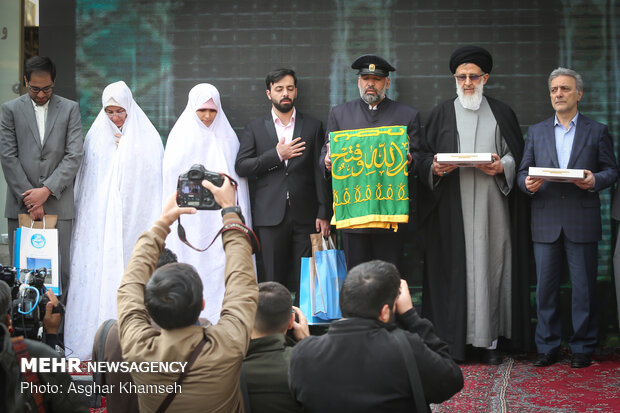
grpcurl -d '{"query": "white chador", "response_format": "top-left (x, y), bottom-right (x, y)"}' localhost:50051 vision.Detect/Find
top-left (65, 81), bottom-right (164, 360)
top-left (162, 83), bottom-right (252, 324)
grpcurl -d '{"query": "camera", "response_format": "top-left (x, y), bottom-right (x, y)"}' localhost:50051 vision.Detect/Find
top-left (177, 164), bottom-right (224, 210)
top-left (0, 264), bottom-right (18, 297)
top-left (11, 267), bottom-right (61, 340)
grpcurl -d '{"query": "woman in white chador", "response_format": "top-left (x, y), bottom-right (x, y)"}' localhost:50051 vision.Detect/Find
top-left (162, 83), bottom-right (252, 324)
top-left (65, 81), bottom-right (164, 360)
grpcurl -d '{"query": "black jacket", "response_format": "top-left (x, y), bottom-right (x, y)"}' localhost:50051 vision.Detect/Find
top-left (289, 308), bottom-right (463, 413)
top-left (243, 334), bottom-right (302, 413)
top-left (0, 324), bottom-right (88, 413)
top-left (235, 111), bottom-right (330, 227)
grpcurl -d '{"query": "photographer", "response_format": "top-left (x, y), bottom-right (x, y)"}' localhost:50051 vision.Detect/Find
top-left (1, 280), bottom-right (88, 412)
top-left (242, 281), bottom-right (310, 413)
top-left (117, 175), bottom-right (258, 412)
top-left (289, 261), bottom-right (464, 412)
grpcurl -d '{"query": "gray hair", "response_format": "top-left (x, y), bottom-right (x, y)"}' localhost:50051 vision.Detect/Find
top-left (548, 67), bottom-right (584, 92)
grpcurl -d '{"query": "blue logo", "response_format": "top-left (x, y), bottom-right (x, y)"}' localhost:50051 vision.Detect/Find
top-left (31, 234), bottom-right (46, 249)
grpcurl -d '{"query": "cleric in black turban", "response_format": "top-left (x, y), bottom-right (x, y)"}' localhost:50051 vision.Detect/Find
top-left (449, 45), bottom-right (493, 74)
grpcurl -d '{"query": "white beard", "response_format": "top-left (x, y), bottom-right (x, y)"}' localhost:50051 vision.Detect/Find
top-left (456, 79), bottom-right (484, 111)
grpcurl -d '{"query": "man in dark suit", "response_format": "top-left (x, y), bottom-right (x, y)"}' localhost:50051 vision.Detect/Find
top-left (0, 56), bottom-right (83, 302)
top-left (236, 68), bottom-right (329, 294)
top-left (517, 67), bottom-right (618, 368)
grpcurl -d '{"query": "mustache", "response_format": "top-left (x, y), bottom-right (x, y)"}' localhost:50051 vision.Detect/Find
top-left (364, 86), bottom-right (377, 93)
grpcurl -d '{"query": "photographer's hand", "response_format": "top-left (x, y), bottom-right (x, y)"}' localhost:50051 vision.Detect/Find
top-left (43, 290), bottom-right (61, 335)
top-left (395, 279), bottom-right (414, 315)
top-left (160, 192), bottom-right (197, 226)
top-left (290, 306), bottom-right (310, 341)
top-left (202, 175), bottom-right (236, 209)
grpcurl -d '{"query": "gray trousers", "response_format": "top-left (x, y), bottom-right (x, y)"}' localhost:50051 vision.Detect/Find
top-left (8, 218), bottom-right (73, 304)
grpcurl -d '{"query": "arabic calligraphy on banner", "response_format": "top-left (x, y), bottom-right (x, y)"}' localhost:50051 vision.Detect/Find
top-left (331, 126), bottom-right (409, 180)
top-left (329, 125), bottom-right (410, 229)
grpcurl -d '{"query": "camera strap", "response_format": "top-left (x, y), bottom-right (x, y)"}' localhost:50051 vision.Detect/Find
top-left (176, 172), bottom-right (260, 253)
top-left (177, 217), bottom-right (260, 254)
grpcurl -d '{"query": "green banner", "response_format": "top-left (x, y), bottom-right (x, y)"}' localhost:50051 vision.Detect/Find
top-left (329, 125), bottom-right (409, 229)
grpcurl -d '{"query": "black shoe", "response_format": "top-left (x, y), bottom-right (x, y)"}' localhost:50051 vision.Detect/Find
top-left (533, 352), bottom-right (558, 367)
top-left (571, 353), bottom-right (591, 368)
top-left (482, 349), bottom-right (503, 365)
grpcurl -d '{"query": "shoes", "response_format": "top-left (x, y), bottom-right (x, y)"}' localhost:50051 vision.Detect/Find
top-left (533, 352), bottom-right (558, 367)
top-left (571, 353), bottom-right (591, 368)
top-left (482, 349), bottom-right (503, 365)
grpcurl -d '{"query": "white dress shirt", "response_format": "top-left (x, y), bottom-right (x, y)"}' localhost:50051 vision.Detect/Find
top-left (273, 107), bottom-right (296, 165)
top-left (31, 99), bottom-right (50, 143)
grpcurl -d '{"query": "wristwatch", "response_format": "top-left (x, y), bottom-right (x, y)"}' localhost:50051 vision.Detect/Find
top-left (221, 206), bottom-right (245, 224)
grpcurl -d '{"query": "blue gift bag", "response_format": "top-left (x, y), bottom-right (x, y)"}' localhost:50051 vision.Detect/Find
top-left (313, 237), bottom-right (346, 320)
top-left (300, 256), bottom-right (330, 325)
top-left (299, 236), bottom-right (347, 324)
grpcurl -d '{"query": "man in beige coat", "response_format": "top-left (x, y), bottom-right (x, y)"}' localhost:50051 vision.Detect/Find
top-left (117, 177), bottom-right (258, 412)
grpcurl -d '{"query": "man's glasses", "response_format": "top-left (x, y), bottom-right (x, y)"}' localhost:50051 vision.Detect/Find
top-left (454, 74), bottom-right (485, 82)
top-left (27, 84), bottom-right (54, 94)
top-left (106, 109), bottom-right (127, 118)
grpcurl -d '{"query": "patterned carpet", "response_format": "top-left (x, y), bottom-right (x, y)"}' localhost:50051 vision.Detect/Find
top-left (81, 351), bottom-right (620, 412)
top-left (433, 350), bottom-right (620, 412)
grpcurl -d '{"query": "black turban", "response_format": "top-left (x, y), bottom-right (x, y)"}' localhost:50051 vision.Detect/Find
top-left (449, 46), bottom-right (493, 74)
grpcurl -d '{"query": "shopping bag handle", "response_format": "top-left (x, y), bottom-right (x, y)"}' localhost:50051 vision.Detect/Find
top-left (30, 215), bottom-right (45, 229)
top-left (321, 236), bottom-right (336, 251)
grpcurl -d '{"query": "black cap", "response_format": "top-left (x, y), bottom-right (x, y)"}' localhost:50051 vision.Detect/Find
top-left (351, 54), bottom-right (395, 77)
top-left (449, 46), bottom-right (493, 74)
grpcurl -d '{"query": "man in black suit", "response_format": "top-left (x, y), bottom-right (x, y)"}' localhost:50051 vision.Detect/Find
top-left (236, 68), bottom-right (330, 295)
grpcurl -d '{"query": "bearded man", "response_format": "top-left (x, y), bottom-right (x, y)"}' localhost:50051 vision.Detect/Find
top-left (415, 46), bottom-right (533, 363)
top-left (236, 68), bottom-right (330, 296)
top-left (321, 54), bottom-right (421, 272)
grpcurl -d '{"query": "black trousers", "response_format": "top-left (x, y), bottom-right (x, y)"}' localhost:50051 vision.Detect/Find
top-left (256, 205), bottom-right (314, 297)
top-left (341, 230), bottom-right (403, 272)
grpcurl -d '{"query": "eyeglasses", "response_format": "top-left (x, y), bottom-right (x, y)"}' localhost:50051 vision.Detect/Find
top-left (106, 109), bottom-right (127, 118)
top-left (454, 74), bottom-right (485, 82)
top-left (27, 84), bottom-right (54, 94)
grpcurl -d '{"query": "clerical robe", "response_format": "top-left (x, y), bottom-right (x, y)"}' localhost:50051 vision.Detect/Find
top-left (415, 95), bottom-right (533, 361)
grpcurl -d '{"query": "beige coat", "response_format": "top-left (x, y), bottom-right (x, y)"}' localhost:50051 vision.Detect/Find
top-left (117, 213), bottom-right (258, 413)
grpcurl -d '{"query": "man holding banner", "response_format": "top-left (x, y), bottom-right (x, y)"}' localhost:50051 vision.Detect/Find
top-left (322, 54), bottom-right (421, 272)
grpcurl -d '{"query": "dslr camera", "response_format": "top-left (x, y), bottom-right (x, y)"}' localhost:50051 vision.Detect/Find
top-left (177, 164), bottom-right (224, 210)
top-left (0, 264), bottom-right (18, 296)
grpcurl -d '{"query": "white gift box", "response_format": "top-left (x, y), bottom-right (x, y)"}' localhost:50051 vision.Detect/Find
top-left (436, 152), bottom-right (493, 166)
top-left (528, 167), bottom-right (585, 182)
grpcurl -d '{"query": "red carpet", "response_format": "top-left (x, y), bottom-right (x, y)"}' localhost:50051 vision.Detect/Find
top-left (433, 350), bottom-right (620, 412)
top-left (76, 352), bottom-right (620, 412)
